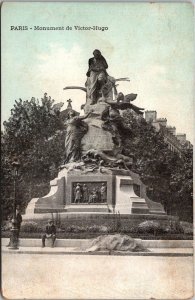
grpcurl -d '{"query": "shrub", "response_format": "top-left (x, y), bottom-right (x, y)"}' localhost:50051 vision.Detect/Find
top-left (60, 225), bottom-right (87, 233)
top-left (99, 225), bottom-right (109, 233)
top-left (20, 221), bottom-right (43, 233)
top-left (86, 225), bottom-right (109, 233)
top-left (161, 220), bottom-right (185, 234)
top-left (179, 221), bottom-right (193, 234)
top-left (137, 220), bottom-right (187, 235)
top-left (1, 220), bottom-right (12, 231)
top-left (137, 221), bottom-right (164, 234)
top-left (169, 220), bottom-right (184, 234)
top-left (119, 225), bottom-right (138, 234)
top-left (59, 224), bottom-right (110, 234)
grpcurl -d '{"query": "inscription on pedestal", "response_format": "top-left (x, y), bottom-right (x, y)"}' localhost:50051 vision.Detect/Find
top-left (72, 182), bottom-right (107, 204)
top-left (81, 118), bottom-right (114, 152)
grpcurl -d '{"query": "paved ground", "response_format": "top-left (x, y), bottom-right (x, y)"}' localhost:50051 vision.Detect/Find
top-left (2, 253), bottom-right (193, 299)
top-left (2, 246), bottom-right (193, 256)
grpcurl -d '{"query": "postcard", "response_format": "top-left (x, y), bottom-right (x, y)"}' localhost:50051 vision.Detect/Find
top-left (1, 2), bottom-right (194, 299)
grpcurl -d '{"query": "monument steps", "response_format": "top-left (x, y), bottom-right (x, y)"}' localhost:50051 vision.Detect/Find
top-left (131, 198), bottom-right (150, 214)
top-left (65, 204), bottom-right (110, 213)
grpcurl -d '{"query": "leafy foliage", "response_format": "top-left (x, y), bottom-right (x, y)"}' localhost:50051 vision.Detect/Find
top-left (1, 94), bottom-right (65, 218)
top-left (121, 110), bottom-right (193, 221)
top-left (20, 221), bottom-right (43, 233)
top-left (137, 221), bottom-right (164, 234)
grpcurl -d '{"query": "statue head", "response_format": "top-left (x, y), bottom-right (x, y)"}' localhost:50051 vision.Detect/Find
top-left (93, 49), bottom-right (101, 58)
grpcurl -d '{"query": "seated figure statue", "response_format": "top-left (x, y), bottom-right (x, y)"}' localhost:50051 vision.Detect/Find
top-left (85, 49), bottom-right (108, 104)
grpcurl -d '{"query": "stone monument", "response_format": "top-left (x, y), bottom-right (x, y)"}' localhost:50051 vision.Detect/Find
top-left (24, 49), bottom-right (166, 222)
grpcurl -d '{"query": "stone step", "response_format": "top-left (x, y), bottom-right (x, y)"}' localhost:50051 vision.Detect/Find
top-left (131, 207), bottom-right (150, 214)
top-left (131, 197), bottom-right (150, 214)
top-left (65, 205), bottom-right (109, 212)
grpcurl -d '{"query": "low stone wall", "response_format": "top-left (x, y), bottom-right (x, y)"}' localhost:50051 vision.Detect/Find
top-left (2, 238), bottom-right (193, 248)
top-left (23, 212), bottom-right (176, 225)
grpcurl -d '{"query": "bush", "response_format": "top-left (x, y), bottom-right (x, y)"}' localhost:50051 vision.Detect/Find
top-left (169, 220), bottom-right (184, 234)
top-left (1, 220), bottom-right (12, 231)
top-left (99, 225), bottom-right (109, 233)
top-left (161, 220), bottom-right (185, 234)
top-left (20, 221), bottom-right (43, 233)
top-left (88, 225), bottom-right (109, 233)
top-left (137, 221), bottom-right (164, 234)
top-left (179, 221), bottom-right (193, 234)
top-left (59, 224), bottom-right (110, 234)
top-left (119, 225), bottom-right (138, 234)
top-left (136, 220), bottom-right (188, 235)
top-left (60, 225), bottom-right (85, 233)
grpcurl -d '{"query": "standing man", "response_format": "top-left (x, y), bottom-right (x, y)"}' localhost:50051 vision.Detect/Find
top-left (16, 205), bottom-right (22, 238)
top-left (42, 220), bottom-right (56, 248)
top-left (6, 205), bottom-right (22, 247)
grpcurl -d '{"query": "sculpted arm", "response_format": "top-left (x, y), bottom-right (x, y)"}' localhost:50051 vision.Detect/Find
top-left (102, 56), bottom-right (108, 69)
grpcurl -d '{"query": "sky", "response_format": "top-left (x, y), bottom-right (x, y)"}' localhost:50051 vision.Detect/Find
top-left (1, 2), bottom-right (194, 142)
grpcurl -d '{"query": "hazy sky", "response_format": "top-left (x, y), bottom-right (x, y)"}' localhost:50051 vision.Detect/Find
top-left (2, 2), bottom-right (194, 142)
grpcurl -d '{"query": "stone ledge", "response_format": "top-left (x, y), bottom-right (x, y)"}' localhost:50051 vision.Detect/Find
top-left (2, 238), bottom-right (193, 248)
top-left (23, 212), bottom-right (175, 221)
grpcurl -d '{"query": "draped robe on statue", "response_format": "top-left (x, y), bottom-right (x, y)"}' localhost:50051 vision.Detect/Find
top-left (64, 116), bottom-right (88, 163)
top-left (86, 55), bottom-right (108, 104)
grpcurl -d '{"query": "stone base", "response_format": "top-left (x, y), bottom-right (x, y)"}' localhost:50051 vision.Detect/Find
top-left (24, 166), bottom-right (165, 217)
top-left (131, 198), bottom-right (150, 214)
top-left (45, 238), bottom-right (55, 247)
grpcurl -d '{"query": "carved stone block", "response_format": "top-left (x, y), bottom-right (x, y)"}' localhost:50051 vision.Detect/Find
top-left (81, 118), bottom-right (114, 153)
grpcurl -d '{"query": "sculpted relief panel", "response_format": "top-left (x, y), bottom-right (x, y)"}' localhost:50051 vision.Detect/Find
top-left (72, 182), bottom-right (107, 204)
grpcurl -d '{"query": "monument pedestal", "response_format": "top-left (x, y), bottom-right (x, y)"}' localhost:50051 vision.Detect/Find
top-left (115, 175), bottom-right (150, 214)
top-left (24, 166), bottom-right (165, 218)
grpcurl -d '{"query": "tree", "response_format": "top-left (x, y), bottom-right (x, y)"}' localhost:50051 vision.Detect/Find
top-left (1, 94), bottom-right (65, 218)
top-left (169, 147), bottom-right (193, 221)
top-left (121, 110), bottom-right (193, 222)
